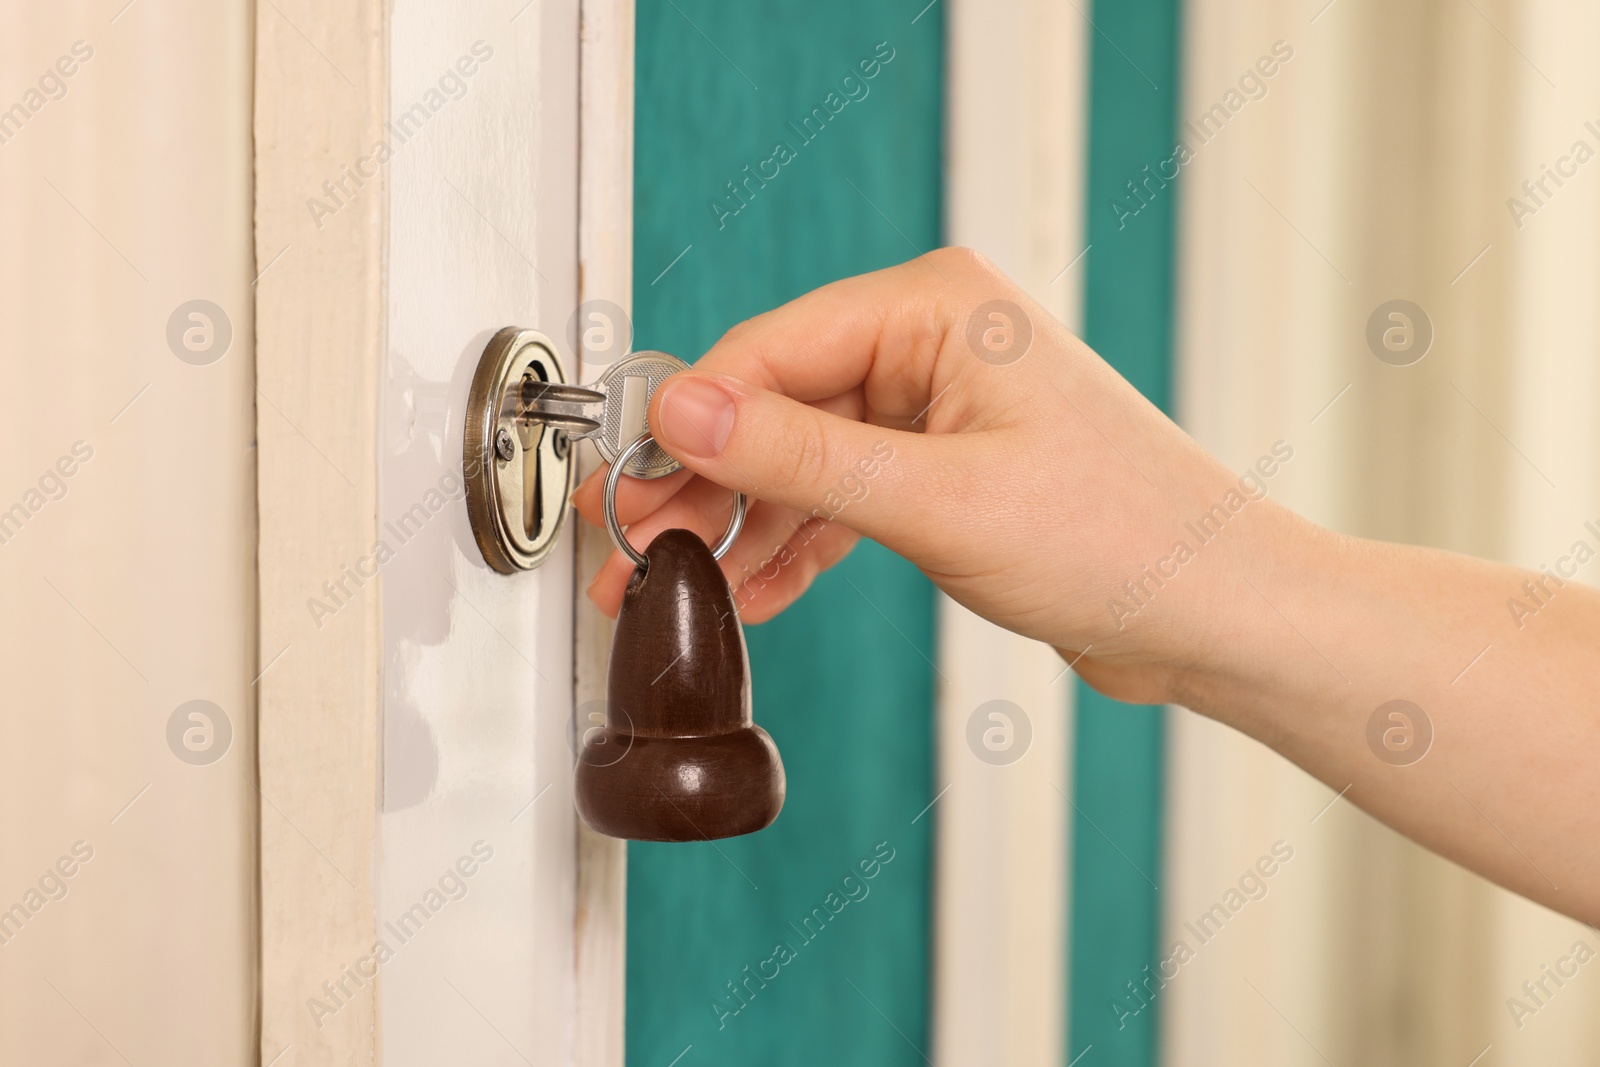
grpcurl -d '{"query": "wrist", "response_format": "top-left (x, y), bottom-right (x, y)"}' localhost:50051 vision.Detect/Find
top-left (1062, 501), bottom-right (1339, 710)
top-left (1163, 502), bottom-right (1347, 721)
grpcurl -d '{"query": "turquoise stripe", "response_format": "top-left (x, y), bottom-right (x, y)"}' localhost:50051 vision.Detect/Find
top-left (1070, 1), bottom-right (1184, 1065)
top-left (629, 4), bottom-right (943, 1065)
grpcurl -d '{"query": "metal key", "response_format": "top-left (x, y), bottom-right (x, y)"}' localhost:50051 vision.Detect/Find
top-left (516, 350), bottom-right (689, 479)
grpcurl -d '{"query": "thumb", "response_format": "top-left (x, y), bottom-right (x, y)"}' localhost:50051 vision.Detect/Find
top-left (648, 371), bottom-right (952, 555)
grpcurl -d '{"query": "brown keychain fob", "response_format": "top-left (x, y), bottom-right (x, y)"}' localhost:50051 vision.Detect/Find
top-left (574, 435), bottom-right (785, 841)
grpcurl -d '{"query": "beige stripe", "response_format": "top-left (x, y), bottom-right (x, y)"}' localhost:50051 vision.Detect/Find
top-left (1168, 1), bottom-right (1600, 1064)
top-left (937, 1), bottom-right (1086, 1062)
top-left (0, 2), bottom-right (257, 1063)
top-left (1491, 2), bottom-right (1600, 1061)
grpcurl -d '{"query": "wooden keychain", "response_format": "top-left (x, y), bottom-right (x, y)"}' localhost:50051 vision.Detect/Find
top-left (574, 431), bottom-right (786, 841)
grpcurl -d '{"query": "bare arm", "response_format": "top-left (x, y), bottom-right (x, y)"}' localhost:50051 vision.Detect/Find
top-left (573, 248), bottom-right (1600, 923)
top-left (1173, 515), bottom-right (1600, 922)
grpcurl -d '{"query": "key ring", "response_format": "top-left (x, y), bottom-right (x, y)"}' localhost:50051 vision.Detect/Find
top-left (603, 431), bottom-right (746, 569)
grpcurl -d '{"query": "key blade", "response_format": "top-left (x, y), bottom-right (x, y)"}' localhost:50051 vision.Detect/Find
top-left (518, 380), bottom-right (605, 438)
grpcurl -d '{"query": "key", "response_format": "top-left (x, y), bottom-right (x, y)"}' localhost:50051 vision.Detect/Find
top-left (517, 350), bottom-right (688, 479)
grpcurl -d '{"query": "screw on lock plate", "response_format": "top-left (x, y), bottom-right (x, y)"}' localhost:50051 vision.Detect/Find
top-left (464, 327), bottom-right (691, 574)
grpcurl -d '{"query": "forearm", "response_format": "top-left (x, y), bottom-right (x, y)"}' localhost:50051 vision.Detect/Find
top-left (1178, 507), bottom-right (1600, 921)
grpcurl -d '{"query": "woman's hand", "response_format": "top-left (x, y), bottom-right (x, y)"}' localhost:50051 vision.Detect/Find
top-left (576, 249), bottom-right (1600, 922)
top-left (573, 248), bottom-right (1304, 706)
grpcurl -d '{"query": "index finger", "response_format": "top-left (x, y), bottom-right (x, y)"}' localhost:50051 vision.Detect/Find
top-left (687, 252), bottom-right (964, 409)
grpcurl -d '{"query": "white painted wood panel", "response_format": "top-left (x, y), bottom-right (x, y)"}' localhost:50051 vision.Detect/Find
top-left (377, 2), bottom-right (579, 1064)
top-left (257, 0), bottom-right (596, 1062)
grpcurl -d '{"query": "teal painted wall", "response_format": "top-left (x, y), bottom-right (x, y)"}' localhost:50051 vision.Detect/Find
top-left (1069, 1), bottom-right (1184, 1065)
top-left (629, 4), bottom-right (943, 1065)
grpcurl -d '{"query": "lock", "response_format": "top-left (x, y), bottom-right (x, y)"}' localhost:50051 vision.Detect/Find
top-left (463, 327), bottom-right (571, 574)
top-left (463, 327), bottom-right (785, 840)
top-left (463, 326), bottom-right (690, 573)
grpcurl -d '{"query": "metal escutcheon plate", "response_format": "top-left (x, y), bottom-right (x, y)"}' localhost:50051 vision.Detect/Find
top-left (464, 327), bottom-right (572, 573)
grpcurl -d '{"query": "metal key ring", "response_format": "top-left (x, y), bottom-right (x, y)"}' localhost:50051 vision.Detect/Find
top-left (603, 431), bottom-right (746, 570)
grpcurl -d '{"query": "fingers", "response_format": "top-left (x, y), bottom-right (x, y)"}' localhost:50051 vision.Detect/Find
top-left (572, 464), bottom-right (693, 528)
top-left (729, 520), bottom-right (859, 624)
top-left (689, 248), bottom-right (1024, 424)
top-left (646, 369), bottom-right (983, 559)
top-left (714, 506), bottom-right (841, 619)
top-left (583, 476), bottom-right (742, 615)
top-left (572, 392), bottom-right (863, 526)
top-left (691, 256), bottom-right (946, 406)
top-left (577, 248), bottom-right (1037, 620)
top-left (584, 497), bottom-right (859, 620)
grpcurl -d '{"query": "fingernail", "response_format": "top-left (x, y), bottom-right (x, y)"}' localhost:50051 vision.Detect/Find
top-left (656, 377), bottom-right (735, 460)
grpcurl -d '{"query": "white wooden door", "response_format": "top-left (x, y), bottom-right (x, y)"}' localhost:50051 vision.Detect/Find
top-left (256, 0), bottom-right (628, 1064)
top-left (0, 1), bottom-right (629, 1064)
top-left (376, 2), bottom-right (580, 1063)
